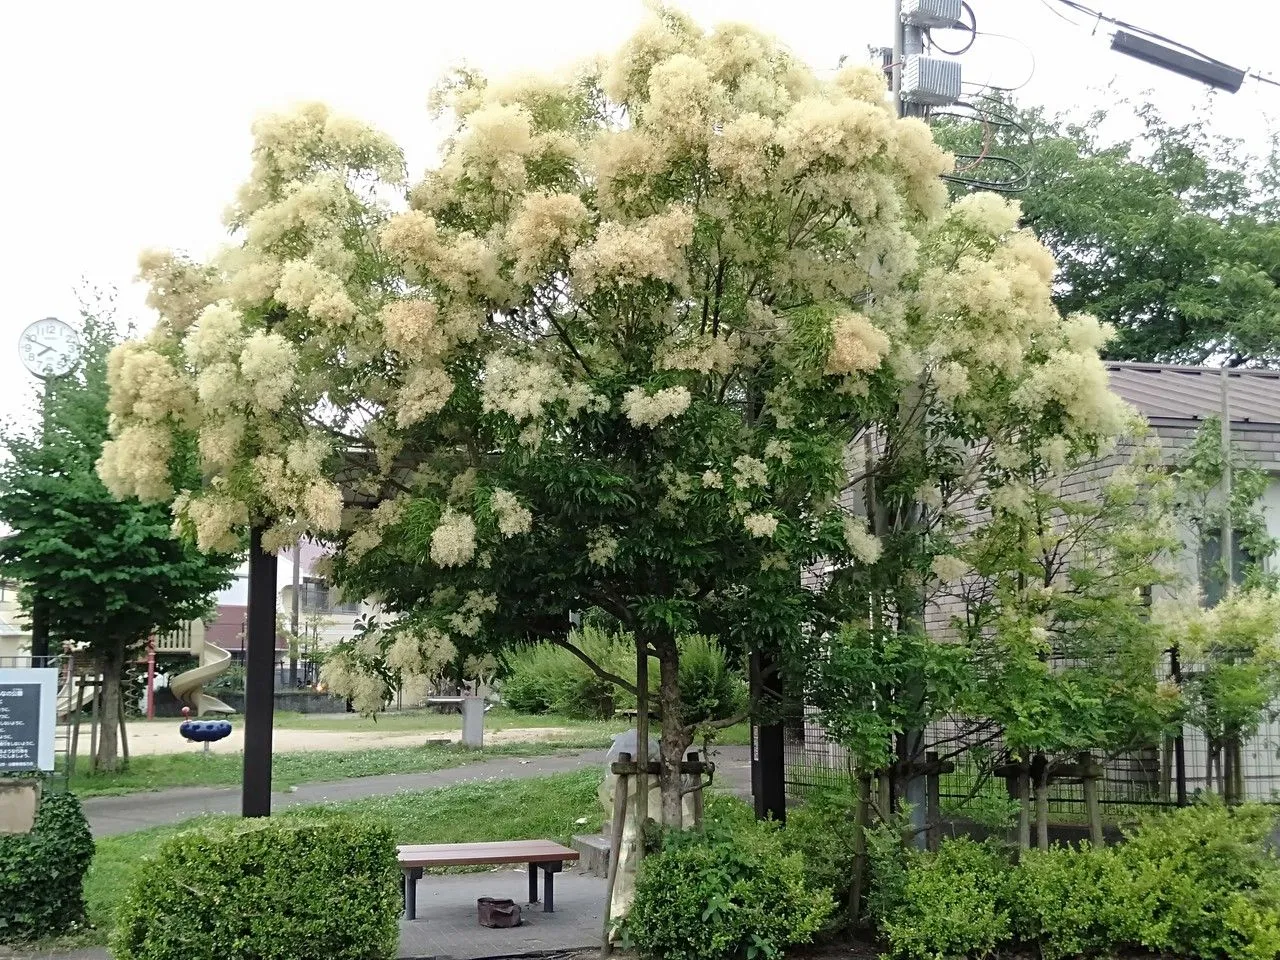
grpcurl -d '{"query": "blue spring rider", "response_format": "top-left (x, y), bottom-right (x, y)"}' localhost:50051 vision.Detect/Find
top-left (179, 706), bottom-right (233, 753)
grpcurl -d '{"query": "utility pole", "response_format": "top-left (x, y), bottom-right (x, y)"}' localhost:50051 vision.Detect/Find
top-left (888, 0), bottom-right (964, 849)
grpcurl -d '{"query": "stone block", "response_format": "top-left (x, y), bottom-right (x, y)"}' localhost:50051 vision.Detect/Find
top-left (0, 779), bottom-right (40, 834)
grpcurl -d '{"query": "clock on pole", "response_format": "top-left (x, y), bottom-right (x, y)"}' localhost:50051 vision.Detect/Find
top-left (19, 317), bottom-right (80, 379)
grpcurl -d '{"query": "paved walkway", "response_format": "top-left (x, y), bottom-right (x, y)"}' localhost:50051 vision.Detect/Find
top-left (83, 745), bottom-right (752, 837)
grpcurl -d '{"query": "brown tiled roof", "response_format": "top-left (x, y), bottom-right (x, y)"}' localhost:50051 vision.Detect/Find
top-left (1107, 362), bottom-right (1280, 427)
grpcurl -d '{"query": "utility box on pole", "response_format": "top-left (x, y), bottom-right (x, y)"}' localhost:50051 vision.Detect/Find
top-left (901, 0), bottom-right (963, 28)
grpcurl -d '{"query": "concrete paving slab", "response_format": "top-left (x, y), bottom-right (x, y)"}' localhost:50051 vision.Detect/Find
top-left (399, 869), bottom-right (606, 960)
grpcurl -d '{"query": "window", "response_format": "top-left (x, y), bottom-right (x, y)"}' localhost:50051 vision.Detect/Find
top-left (1198, 531), bottom-right (1255, 607)
top-left (298, 578), bottom-right (361, 615)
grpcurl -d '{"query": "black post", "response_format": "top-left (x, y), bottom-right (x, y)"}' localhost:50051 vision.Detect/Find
top-left (1171, 646), bottom-right (1188, 806)
top-left (750, 651), bottom-right (786, 823)
top-left (242, 525), bottom-right (277, 817)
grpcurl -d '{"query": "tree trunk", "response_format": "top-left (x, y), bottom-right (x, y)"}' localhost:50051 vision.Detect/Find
top-left (95, 640), bottom-right (128, 773)
top-left (655, 642), bottom-right (690, 828)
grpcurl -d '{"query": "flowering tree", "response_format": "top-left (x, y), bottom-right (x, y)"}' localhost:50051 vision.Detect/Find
top-left (101, 9), bottom-right (1123, 825)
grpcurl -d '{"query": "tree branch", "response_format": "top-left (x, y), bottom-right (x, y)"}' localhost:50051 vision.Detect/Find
top-left (551, 635), bottom-right (639, 696)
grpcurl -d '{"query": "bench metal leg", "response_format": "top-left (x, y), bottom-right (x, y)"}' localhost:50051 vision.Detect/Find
top-left (403, 867), bottom-right (422, 920)
top-left (541, 861), bottom-right (563, 913)
top-left (528, 862), bottom-right (539, 904)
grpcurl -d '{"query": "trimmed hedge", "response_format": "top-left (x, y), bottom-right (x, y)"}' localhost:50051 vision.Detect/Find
top-left (624, 821), bottom-right (832, 960)
top-left (0, 790), bottom-right (95, 942)
top-left (112, 814), bottom-right (401, 960)
top-left (869, 802), bottom-right (1280, 960)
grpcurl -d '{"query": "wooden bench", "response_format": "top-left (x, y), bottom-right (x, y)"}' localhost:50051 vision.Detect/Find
top-left (397, 840), bottom-right (580, 920)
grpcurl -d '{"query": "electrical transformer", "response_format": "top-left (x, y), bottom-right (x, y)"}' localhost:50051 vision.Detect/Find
top-left (901, 0), bottom-right (964, 29)
top-left (902, 55), bottom-right (962, 105)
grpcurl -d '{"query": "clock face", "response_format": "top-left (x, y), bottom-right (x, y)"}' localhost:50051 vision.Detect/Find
top-left (19, 318), bottom-right (80, 379)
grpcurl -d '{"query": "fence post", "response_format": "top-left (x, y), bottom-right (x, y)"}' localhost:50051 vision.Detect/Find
top-left (1170, 646), bottom-right (1188, 805)
top-left (925, 751), bottom-right (941, 852)
top-left (1033, 753), bottom-right (1049, 851)
top-left (601, 752), bottom-right (632, 957)
top-left (1080, 752), bottom-right (1103, 848)
top-left (850, 771), bottom-right (872, 924)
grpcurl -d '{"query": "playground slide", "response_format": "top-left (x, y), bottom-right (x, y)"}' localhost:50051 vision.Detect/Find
top-left (56, 674), bottom-right (98, 721)
top-left (170, 641), bottom-right (236, 716)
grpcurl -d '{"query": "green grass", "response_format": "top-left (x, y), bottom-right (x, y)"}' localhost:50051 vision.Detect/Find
top-left (76, 769), bottom-right (606, 946)
top-left (69, 738), bottom-right (612, 797)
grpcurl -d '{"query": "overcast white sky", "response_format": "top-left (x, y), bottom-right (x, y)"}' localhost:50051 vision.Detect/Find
top-left (1, 0), bottom-right (1276, 428)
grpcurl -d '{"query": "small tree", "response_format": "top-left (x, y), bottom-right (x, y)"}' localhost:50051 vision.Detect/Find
top-left (0, 303), bottom-right (234, 770)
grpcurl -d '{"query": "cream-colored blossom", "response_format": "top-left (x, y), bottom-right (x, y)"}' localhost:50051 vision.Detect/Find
top-left (701, 470), bottom-right (724, 489)
top-left (764, 439), bottom-right (792, 464)
top-left (843, 519), bottom-right (882, 564)
top-left (506, 192), bottom-right (590, 285)
top-left (430, 508), bottom-right (477, 567)
top-left (733, 455), bottom-right (768, 487)
top-left (482, 355), bottom-right (564, 422)
top-left (916, 483), bottom-right (943, 510)
top-left (347, 499), bottom-right (404, 562)
top-left (744, 512), bottom-right (779, 538)
top-left (587, 527), bottom-right (618, 567)
top-left (106, 341), bottom-right (193, 424)
top-left (137, 249), bottom-right (220, 332)
top-left (570, 207), bottom-right (695, 293)
top-left (645, 53), bottom-right (718, 151)
top-left (302, 480), bottom-right (343, 532)
top-left (97, 424), bottom-right (174, 502)
top-left (186, 494), bottom-right (249, 553)
top-left (491, 487), bottom-right (533, 537)
top-left (183, 302), bottom-right (245, 368)
top-left (659, 336), bottom-right (736, 375)
top-left (621, 385), bottom-right (691, 428)
top-left (951, 191), bottom-right (1021, 237)
top-left (930, 554), bottom-right (970, 584)
top-left (275, 260), bottom-right (357, 326)
top-left (395, 367), bottom-right (454, 427)
top-left (238, 331), bottom-right (297, 413)
top-left (709, 113), bottom-right (777, 190)
top-left (826, 313), bottom-right (890, 376)
top-left (933, 361), bottom-right (970, 402)
top-left (198, 418), bottom-right (244, 471)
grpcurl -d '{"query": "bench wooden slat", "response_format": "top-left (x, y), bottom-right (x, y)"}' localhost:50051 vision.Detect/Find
top-left (397, 839), bottom-right (579, 868)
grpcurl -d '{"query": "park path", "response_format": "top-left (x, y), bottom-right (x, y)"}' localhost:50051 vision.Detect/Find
top-left (82, 745), bottom-right (753, 837)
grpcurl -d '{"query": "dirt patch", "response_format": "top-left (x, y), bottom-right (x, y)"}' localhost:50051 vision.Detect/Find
top-left (123, 723), bottom-right (586, 756)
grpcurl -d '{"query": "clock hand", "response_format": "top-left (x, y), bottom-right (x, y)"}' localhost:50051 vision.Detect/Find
top-left (37, 346), bottom-right (53, 356)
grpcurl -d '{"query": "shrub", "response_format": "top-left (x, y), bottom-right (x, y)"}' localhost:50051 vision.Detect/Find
top-left (678, 634), bottom-right (747, 726)
top-left (501, 629), bottom-right (747, 723)
top-left (875, 837), bottom-right (1012, 960)
top-left (780, 789), bottom-right (859, 916)
top-left (0, 790), bottom-right (95, 942)
top-left (501, 627), bottom-right (634, 718)
top-left (624, 823), bottom-right (832, 960)
top-left (1118, 801), bottom-right (1280, 960)
top-left (112, 814), bottom-right (401, 960)
top-left (1008, 844), bottom-right (1142, 960)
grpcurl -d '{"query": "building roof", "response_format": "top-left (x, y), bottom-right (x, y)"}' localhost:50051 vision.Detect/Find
top-left (1107, 362), bottom-right (1280, 428)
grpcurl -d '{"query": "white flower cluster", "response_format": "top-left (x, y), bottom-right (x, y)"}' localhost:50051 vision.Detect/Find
top-left (587, 527), bottom-right (618, 567)
top-left (430, 508), bottom-right (477, 567)
top-left (930, 554), bottom-right (970, 584)
top-left (490, 488), bottom-right (533, 537)
top-left (732, 455), bottom-right (768, 487)
top-left (621, 385), bottom-right (692, 428)
top-left (448, 591), bottom-right (499, 637)
top-left (570, 207), bottom-right (696, 293)
top-left (482, 354), bottom-right (566, 422)
top-left (744, 512), bottom-right (779, 538)
top-left (843, 518), bottom-right (883, 564)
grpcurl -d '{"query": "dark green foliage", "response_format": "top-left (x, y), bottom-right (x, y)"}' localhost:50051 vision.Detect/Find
top-left (501, 630), bottom-right (746, 723)
top-left (624, 822), bottom-right (832, 960)
top-left (867, 803), bottom-right (1280, 960)
top-left (778, 790), bottom-right (859, 913)
top-left (1008, 845), bottom-right (1142, 960)
top-left (111, 814), bottom-right (401, 960)
top-left (1117, 802), bottom-right (1280, 960)
top-left (873, 836), bottom-right (1011, 960)
top-left (0, 791), bottom-right (95, 942)
top-left (677, 634), bottom-right (747, 726)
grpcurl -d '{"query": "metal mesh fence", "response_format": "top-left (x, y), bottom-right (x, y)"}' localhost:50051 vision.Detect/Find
top-left (780, 648), bottom-right (1280, 818)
